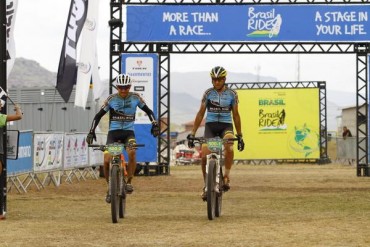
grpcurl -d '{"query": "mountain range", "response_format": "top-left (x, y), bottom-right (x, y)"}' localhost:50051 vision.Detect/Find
top-left (8, 58), bottom-right (354, 131)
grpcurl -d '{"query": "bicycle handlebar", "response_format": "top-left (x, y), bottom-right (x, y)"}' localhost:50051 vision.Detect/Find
top-left (188, 136), bottom-right (239, 145)
top-left (88, 143), bottom-right (145, 151)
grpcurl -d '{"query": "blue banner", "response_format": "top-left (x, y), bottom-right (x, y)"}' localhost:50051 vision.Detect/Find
top-left (127, 5), bottom-right (370, 42)
top-left (121, 54), bottom-right (158, 162)
top-left (7, 131), bottom-right (33, 175)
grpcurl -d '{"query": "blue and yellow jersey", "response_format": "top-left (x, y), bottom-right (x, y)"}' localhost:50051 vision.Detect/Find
top-left (102, 93), bottom-right (146, 131)
top-left (202, 87), bottom-right (238, 124)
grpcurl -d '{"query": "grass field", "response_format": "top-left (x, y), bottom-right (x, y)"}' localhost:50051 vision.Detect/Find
top-left (2, 163), bottom-right (370, 247)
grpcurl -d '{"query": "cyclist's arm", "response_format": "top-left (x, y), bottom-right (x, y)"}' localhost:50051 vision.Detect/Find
top-left (6, 105), bottom-right (22, 122)
top-left (89, 108), bottom-right (106, 133)
top-left (191, 101), bottom-right (207, 135)
top-left (140, 104), bottom-right (156, 123)
top-left (232, 104), bottom-right (242, 136)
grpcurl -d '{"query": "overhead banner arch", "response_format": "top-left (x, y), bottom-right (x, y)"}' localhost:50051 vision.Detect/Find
top-left (109, 0), bottom-right (370, 176)
top-left (126, 5), bottom-right (370, 42)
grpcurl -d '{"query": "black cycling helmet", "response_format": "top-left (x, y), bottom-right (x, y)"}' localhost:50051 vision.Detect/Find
top-left (114, 73), bottom-right (132, 87)
top-left (210, 66), bottom-right (227, 78)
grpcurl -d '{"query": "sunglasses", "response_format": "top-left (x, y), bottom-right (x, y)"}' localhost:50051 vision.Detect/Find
top-left (117, 85), bottom-right (131, 90)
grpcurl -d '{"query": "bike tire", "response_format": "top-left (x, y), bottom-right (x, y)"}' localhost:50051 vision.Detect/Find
top-left (215, 163), bottom-right (223, 217)
top-left (119, 176), bottom-right (126, 218)
top-left (110, 165), bottom-right (120, 223)
top-left (207, 160), bottom-right (216, 220)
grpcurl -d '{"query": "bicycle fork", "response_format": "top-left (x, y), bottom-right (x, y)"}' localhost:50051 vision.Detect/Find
top-left (108, 157), bottom-right (122, 198)
top-left (205, 153), bottom-right (221, 193)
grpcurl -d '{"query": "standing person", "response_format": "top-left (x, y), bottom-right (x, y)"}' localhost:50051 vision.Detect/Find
top-left (86, 74), bottom-right (159, 203)
top-left (0, 101), bottom-right (23, 220)
top-left (187, 66), bottom-right (244, 200)
top-left (342, 126), bottom-right (352, 140)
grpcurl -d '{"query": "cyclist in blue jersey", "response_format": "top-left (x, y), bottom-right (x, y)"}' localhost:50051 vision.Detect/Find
top-left (86, 74), bottom-right (159, 203)
top-left (187, 66), bottom-right (244, 200)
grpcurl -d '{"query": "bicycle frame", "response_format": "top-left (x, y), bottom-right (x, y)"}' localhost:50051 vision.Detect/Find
top-left (88, 142), bottom-right (143, 223)
top-left (189, 136), bottom-right (238, 220)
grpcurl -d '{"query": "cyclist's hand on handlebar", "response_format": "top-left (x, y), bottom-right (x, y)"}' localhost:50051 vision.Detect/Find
top-left (236, 134), bottom-right (244, 152)
top-left (86, 131), bottom-right (96, 145)
top-left (187, 134), bottom-right (195, 148)
top-left (151, 121), bottom-right (160, 137)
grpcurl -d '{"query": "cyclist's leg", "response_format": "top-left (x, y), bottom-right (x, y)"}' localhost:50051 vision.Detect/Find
top-left (201, 123), bottom-right (216, 200)
top-left (123, 131), bottom-right (136, 193)
top-left (222, 125), bottom-right (235, 190)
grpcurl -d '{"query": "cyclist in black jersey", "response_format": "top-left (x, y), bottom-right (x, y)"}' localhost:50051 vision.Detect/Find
top-left (86, 74), bottom-right (159, 203)
top-left (187, 66), bottom-right (244, 200)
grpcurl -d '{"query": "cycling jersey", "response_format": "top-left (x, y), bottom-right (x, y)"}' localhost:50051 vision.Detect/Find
top-left (202, 87), bottom-right (239, 124)
top-left (102, 92), bottom-right (146, 131)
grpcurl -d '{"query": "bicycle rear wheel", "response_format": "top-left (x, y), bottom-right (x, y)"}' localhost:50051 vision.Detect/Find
top-left (215, 164), bottom-right (223, 217)
top-left (207, 160), bottom-right (217, 220)
top-left (110, 165), bottom-right (120, 223)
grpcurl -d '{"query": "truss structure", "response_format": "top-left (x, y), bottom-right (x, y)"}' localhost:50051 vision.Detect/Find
top-left (110, 0), bottom-right (370, 176)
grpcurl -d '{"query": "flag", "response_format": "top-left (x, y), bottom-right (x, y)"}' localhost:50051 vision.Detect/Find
top-left (0, 87), bottom-right (8, 107)
top-left (56, 0), bottom-right (88, 103)
top-left (75, 0), bottom-right (100, 108)
top-left (6, 0), bottom-right (18, 79)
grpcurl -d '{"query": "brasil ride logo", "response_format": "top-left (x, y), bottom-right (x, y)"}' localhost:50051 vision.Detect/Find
top-left (247, 7), bottom-right (282, 38)
top-left (288, 123), bottom-right (320, 158)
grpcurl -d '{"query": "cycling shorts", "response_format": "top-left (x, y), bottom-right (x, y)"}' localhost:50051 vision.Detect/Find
top-left (106, 130), bottom-right (136, 145)
top-left (204, 122), bottom-right (234, 139)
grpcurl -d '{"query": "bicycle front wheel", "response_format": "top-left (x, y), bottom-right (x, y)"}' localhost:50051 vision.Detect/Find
top-left (215, 164), bottom-right (223, 217)
top-left (119, 176), bottom-right (126, 218)
top-left (207, 160), bottom-right (217, 220)
top-left (110, 165), bottom-right (120, 223)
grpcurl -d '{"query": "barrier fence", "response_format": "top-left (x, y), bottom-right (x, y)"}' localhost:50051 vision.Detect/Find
top-left (7, 131), bottom-right (106, 193)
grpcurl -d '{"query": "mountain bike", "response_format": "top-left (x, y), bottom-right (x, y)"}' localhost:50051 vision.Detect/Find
top-left (188, 136), bottom-right (238, 220)
top-left (89, 142), bottom-right (144, 223)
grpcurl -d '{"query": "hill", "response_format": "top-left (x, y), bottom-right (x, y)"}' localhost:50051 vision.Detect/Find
top-left (7, 58), bottom-right (353, 131)
top-left (8, 57), bottom-right (56, 88)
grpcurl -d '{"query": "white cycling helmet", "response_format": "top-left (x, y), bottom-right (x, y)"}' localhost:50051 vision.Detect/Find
top-left (114, 73), bottom-right (132, 87)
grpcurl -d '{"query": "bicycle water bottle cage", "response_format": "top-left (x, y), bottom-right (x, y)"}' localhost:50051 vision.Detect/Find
top-left (206, 138), bottom-right (223, 153)
top-left (107, 143), bottom-right (125, 156)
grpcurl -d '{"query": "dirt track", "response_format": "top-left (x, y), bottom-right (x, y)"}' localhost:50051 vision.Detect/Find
top-left (2, 164), bottom-right (370, 247)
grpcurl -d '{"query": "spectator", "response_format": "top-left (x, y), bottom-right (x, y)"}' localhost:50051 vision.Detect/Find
top-left (0, 102), bottom-right (23, 220)
top-left (342, 126), bottom-right (352, 140)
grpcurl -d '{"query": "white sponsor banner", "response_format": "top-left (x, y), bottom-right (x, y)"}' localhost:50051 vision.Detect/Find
top-left (125, 56), bottom-right (155, 124)
top-left (33, 133), bottom-right (64, 172)
top-left (75, 0), bottom-right (101, 108)
top-left (88, 133), bottom-right (106, 166)
top-left (6, 0), bottom-right (18, 78)
top-left (63, 133), bottom-right (89, 169)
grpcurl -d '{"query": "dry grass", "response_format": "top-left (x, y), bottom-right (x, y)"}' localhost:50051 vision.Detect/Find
top-left (2, 163), bottom-right (370, 247)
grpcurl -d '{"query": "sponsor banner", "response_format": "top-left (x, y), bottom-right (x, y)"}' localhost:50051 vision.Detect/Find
top-left (33, 133), bottom-right (64, 172)
top-left (56, 0), bottom-right (88, 102)
top-left (6, 130), bottom-right (19, 160)
top-left (235, 88), bottom-right (320, 160)
top-left (6, 0), bottom-right (18, 78)
top-left (7, 131), bottom-right (32, 175)
top-left (121, 54), bottom-right (158, 162)
top-left (88, 132), bottom-right (106, 166)
top-left (127, 5), bottom-right (370, 42)
top-left (63, 133), bottom-right (88, 169)
top-left (75, 0), bottom-right (101, 108)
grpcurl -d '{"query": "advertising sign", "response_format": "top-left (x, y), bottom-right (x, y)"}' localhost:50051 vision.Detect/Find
top-left (235, 88), bottom-right (320, 160)
top-left (7, 131), bottom-right (33, 175)
top-left (121, 54), bottom-right (158, 162)
top-left (33, 133), bottom-right (64, 172)
top-left (127, 5), bottom-right (370, 42)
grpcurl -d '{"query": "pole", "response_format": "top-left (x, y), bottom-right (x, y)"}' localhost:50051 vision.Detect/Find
top-left (0, 0), bottom-right (8, 218)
